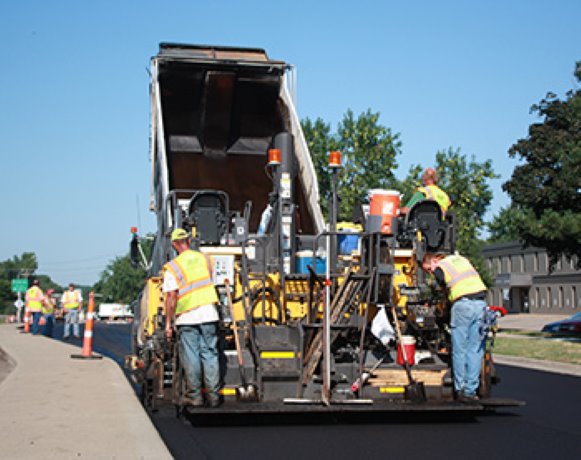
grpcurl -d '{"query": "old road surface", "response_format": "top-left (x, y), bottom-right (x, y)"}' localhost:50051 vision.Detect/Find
top-left (54, 322), bottom-right (580, 460)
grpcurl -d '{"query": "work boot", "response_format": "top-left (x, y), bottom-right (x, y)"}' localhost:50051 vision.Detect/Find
top-left (206, 394), bottom-right (222, 408)
top-left (457, 392), bottom-right (480, 404)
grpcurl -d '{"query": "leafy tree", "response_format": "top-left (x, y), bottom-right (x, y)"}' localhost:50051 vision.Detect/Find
top-left (92, 235), bottom-right (154, 305)
top-left (0, 252), bottom-right (62, 315)
top-left (336, 110), bottom-right (401, 219)
top-left (301, 117), bottom-right (339, 217)
top-left (487, 206), bottom-right (526, 243)
top-left (93, 255), bottom-right (146, 305)
top-left (503, 62), bottom-right (581, 269)
top-left (302, 109), bottom-right (402, 220)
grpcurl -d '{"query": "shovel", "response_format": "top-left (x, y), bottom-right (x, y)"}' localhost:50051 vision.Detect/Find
top-left (391, 307), bottom-right (427, 403)
top-left (224, 279), bottom-right (256, 400)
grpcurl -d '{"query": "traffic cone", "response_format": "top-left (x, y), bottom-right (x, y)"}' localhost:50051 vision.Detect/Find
top-left (71, 292), bottom-right (102, 360)
top-left (23, 307), bottom-right (31, 333)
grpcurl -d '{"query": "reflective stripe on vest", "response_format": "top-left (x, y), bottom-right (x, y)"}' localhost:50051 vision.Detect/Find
top-left (26, 286), bottom-right (43, 311)
top-left (165, 250), bottom-right (218, 317)
top-left (63, 291), bottom-right (80, 309)
top-left (418, 185), bottom-right (451, 212)
top-left (437, 255), bottom-right (486, 302)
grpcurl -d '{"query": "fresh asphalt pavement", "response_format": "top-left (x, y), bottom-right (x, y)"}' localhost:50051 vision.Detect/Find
top-left (54, 320), bottom-right (581, 460)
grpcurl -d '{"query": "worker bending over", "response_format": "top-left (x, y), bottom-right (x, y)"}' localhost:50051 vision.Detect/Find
top-left (422, 252), bottom-right (487, 402)
top-left (164, 228), bottom-right (221, 408)
top-left (401, 167), bottom-right (451, 215)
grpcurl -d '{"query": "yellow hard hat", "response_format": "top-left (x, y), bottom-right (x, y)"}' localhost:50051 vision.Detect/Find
top-left (171, 228), bottom-right (189, 241)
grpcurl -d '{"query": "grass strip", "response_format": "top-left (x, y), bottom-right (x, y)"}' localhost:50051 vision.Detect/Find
top-left (494, 336), bottom-right (581, 365)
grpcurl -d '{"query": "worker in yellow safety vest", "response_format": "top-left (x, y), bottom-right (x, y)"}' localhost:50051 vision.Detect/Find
top-left (62, 283), bottom-right (83, 340)
top-left (422, 252), bottom-right (487, 403)
top-left (25, 280), bottom-right (44, 335)
top-left (401, 167), bottom-right (451, 216)
top-left (42, 289), bottom-right (56, 337)
top-left (164, 228), bottom-right (221, 408)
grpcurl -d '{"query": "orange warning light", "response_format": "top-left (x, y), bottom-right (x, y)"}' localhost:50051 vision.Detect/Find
top-left (268, 148), bottom-right (281, 166)
top-left (130, 227), bottom-right (138, 234)
top-left (329, 151), bottom-right (342, 168)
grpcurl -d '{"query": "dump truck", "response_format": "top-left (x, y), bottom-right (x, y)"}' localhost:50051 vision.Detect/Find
top-left (127, 43), bottom-right (521, 414)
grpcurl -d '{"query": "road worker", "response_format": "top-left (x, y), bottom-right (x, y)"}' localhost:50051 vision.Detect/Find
top-left (164, 228), bottom-right (221, 408)
top-left (62, 283), bottom-right (83, 340)
top-left (42, 289), bottom-right (56, 337)
top-left (25, 280), bottom-right (44, 335)
top-left (400, 167), bottom-right (451, 215)
top-left (422, 252), bottom-right (487, 402)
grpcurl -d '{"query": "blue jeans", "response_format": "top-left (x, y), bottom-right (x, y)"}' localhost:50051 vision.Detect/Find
top-left (451, 297), bottom-right (487, 396)
top-left (43, 314), bottom-right (54, 337)
top-left (178, 322), bottom-right (220, 400)
top-left (31, 311), bottom-right (42, 335)
top-left (64, 309), bottom-right (80, 337)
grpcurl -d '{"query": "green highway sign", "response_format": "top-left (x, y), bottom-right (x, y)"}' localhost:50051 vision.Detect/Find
top-left (11, 279), bottom-right (29, 293)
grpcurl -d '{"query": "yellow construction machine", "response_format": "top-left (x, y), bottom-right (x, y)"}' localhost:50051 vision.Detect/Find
top-left (127, 43), bottom-right (520, 414)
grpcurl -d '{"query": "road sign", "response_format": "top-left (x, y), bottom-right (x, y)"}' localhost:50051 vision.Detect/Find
top-left (14, 299), bottom-right (24, 309)
top-left (11, 279), bottom-right (29, 293)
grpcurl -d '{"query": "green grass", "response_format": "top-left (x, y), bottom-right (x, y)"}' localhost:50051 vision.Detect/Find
top-left (494, 336), bottom-right (581, 365)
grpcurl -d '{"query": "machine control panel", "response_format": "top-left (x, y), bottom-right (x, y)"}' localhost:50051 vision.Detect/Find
top-left (212, 255), bottom-right (235, 286)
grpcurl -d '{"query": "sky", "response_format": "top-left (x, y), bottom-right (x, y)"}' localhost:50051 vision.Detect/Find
top-left (0, 0), bottom-right (579, 286)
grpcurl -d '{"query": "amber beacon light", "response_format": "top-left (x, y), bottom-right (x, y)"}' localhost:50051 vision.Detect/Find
top-left (268, 148), bottom-right (281, 166)
top-left (329, 151), bottom-right (342, 168)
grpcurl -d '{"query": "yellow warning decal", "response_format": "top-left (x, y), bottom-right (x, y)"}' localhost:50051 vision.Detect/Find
top-left (380, 387), bottom-right (405, 394)
top-left (220, 388), bottom-right (237, 396)
top-left (261, 351), bottom-right (295, 359)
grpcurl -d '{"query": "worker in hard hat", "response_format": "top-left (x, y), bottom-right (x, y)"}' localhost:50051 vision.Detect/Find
top-left (164, 228), bottom-right (221, 408)
top-left (62, 283), bottom-right (83, 340)
top-left (422, 252), bottom-right (487, 403)
top-left (42, 289), bottom-right (56, 337)
top-left (400, 167), bottom-right (451, 215)
top-left (25, 280), bottom-right (44, 335)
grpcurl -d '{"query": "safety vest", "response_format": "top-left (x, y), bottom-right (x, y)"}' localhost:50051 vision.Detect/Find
top-left (436, 255), bottom-right (487, 302)
top-left (164, 250), bottom-right (218, 317)
top-left (62, 290), bottom-right (81, 309)
top-left (25, 286), bottom-right (43, 312)
top-left (418, 185), bottom-right (451, 212)
top-left (42, 297), bottom-right (55, 314)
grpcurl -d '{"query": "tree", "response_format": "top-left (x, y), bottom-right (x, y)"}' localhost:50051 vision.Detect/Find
top-left (487, 206), bottom-right (526, 243)
top-left (0, 252), bottom-right (62, 315)
top-left (301, 117), bottom-right (339, 217)
top-left (93, 255), bottom-right (146, 304)
top-left (336, 109), bottom-right (402, 219)
top-left (92, 235), bottom-right (154, 304)
top-left (503, 62), bottom-right (581, 269)
top-left (302, 109), bottom-right (402, 220)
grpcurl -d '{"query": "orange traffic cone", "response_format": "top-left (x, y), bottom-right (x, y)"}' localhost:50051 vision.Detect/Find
top-left (23, 307), bottom-right (31, 333)
top-left (71, 292), bottom-right (102, 360)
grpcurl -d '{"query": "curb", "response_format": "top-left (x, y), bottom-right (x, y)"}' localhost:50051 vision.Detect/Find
top-left (494, 354), bottom-right (581, 377)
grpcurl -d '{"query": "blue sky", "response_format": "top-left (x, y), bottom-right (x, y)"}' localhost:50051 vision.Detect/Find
top-left (0, 0), bottom-right (579, 286)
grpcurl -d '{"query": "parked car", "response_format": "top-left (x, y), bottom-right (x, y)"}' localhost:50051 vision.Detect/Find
top-left (542, 312), bottom-right (581, 335)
